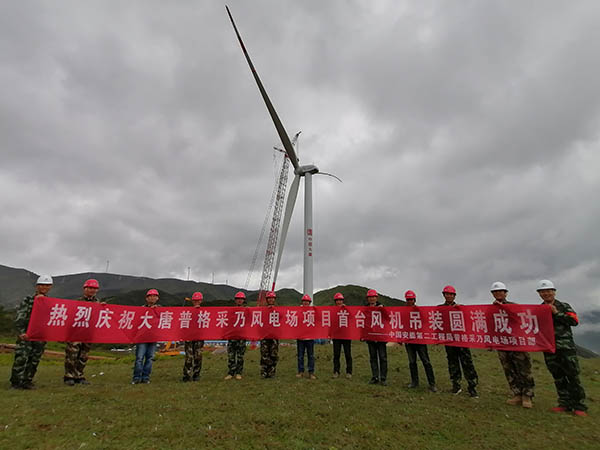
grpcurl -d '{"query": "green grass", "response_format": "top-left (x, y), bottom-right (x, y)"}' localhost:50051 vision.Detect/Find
top-left (0, 343), bottom-right (598, 449)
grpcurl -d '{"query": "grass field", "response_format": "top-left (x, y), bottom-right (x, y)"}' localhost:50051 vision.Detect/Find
top-left (0, 342), bottom-right (598, 449)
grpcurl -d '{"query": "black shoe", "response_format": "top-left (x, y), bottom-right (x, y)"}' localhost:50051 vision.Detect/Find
top-left (429, 385), bottom-right (438, 393)
top-left (368, 378), bottom-right (379, 385)
top-left (10, 384), bottom-right (23, 390)
top-left (192, 376), bottom-right (199, 382)
top-left (131, 379), bottom-right (140, 385)
top-left (380, 380), bottom-right (388, 386)
top-left (64, 379), bottom-right (76, 386)
top-left (451, 385), bottom-right (462, 395)
top-left (407, 382), bottom-right (418, 389)
top-left (21, 382), bottom-right (36, 390)
top-left (76, 379), bottom-right (90, 385)
top-left (142, 380), bottom-right (150, 384)
top-left (468, 388), bottom-right (479, 398)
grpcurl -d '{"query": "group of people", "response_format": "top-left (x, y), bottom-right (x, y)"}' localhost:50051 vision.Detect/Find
top-left (9, 277), bottom-right (588, 417)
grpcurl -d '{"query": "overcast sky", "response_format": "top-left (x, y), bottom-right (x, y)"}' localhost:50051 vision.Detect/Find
top-left (1, 1), bottom-right (599, 315)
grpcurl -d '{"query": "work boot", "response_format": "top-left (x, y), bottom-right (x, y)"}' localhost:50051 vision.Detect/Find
top-left (224, 375), bottom-right (233, 380)
top-left (521, 396), bottom-right (533, 409)
top-left (506, 395), bottom-right (522, 406)
top-left (235, 374), bottom-right (242, 380)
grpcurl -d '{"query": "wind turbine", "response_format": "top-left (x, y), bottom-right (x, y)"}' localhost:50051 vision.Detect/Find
top-left (226, 6), bottom-right (340, 301)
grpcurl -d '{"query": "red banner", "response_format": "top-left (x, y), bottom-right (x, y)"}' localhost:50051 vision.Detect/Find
top-left (26, 297), bottom-right (555, 352)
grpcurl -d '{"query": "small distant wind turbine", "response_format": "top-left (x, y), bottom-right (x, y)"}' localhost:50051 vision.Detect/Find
top-left (226, 6), bottom-right (340, 301)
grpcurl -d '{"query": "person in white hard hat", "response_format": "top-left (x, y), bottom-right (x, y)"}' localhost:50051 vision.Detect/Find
top-left (10, 275), bottom-right (53, 389)
top-left (537, 280), bottom-right (587, 416)
top-left (490, 282), bottom-right (535, 408)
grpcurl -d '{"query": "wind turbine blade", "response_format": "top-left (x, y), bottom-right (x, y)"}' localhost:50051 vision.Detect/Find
top-left (317, 172), bottom-right (343, 183)
top-left (226, 6), bottom-right (299, 170)
top-left (272, 174), bottom-right (300, 288)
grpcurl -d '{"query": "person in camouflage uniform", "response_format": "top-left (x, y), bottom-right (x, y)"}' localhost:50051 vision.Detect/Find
top-left (490, 282), bottom-right (535, 408)
top-left (10, 275), bottom-right (53, 389)
top-left (403, 290), bottom-right (437, 392)
top-left (64, 278), bottom-right (103, 386)
top-left (183, 292), bottom-right (204, 382)
top-left (260, 291), bottom-right (279, 378)
top-left (225, 292), bottom-right (247, 380)
top-left (537, 280), bottom-right (587, 416)
top-left (439, 285), bottom-right (479, 398)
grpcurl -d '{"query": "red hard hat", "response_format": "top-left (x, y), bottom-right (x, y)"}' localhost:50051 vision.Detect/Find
top-left (146, 289), bottom-right (159, 297)
top-left (301, 294), bottom-right (311, 301)
top-left (192, 292), bottom-right (203, 301)
top-left (334, 292), bottom-right (344, 300)
top-left (405, 290), bottom-right (416, 299)
top-left (266, 291), bottom-right (276, 299)
top-left (442, 285), bottom-right (456, 294)
top-left (83, 279), bottom-right (99, 289)
top-left (234, 291), bottom-right (246, 299)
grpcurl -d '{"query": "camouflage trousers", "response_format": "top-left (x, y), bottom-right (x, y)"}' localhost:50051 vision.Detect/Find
top-left (64, 342), bottom-right (92, 381)
top-left (10, 338), bottom-right (46, 387)
top-left (497, 350), bottom-right (534, 398)
top-left (445, 346), bottom-right (478, 389)
top-left (183, 340), bottom-right (204, 381)
top-left (260, 339), bottom-right (279, 378)
top-left (227, 340), bottom-right (246, 376)
top-left (544, 349), bottom-right (587, 411)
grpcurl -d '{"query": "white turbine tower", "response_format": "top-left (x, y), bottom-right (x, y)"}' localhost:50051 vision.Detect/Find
top-left (226, 7), bottom-right (340, 301)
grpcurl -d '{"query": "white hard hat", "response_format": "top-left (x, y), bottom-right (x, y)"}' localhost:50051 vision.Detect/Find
top-left (36, 275), bottom-right (53, 285)
top-left (536, 279), bottom-right (555, 291)
top-left (490, 281), bottom-right (507, 292)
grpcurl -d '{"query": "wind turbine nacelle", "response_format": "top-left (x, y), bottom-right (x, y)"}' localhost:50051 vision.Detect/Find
top-left (296, 164), bottom-right (319, 176)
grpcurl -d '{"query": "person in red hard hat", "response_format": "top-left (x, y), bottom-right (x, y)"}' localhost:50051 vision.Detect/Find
top-left (403, 290), bottom-right (437, 392)
top-left (332, 292), bottom-right (352, 379)
top-left (365, 289), bottom-right (388, 386)
top-left (260, 291), bottom-right (279, 378)
top-left (439, 285), bottom-right (479, 397)
top-left (182, 292), bottom-right (204, 382)
top-left (225, 292), bottom-right (247, 380)
top-left (64, 278), bottom-right (102, 386)
top-left (132, 289), bottom-right (160, 384)
top-left (296, 294), bottom-right (316, 379)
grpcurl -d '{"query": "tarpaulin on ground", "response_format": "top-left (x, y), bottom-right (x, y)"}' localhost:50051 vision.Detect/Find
top-left (26, 297), bottom-right (555, 352)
